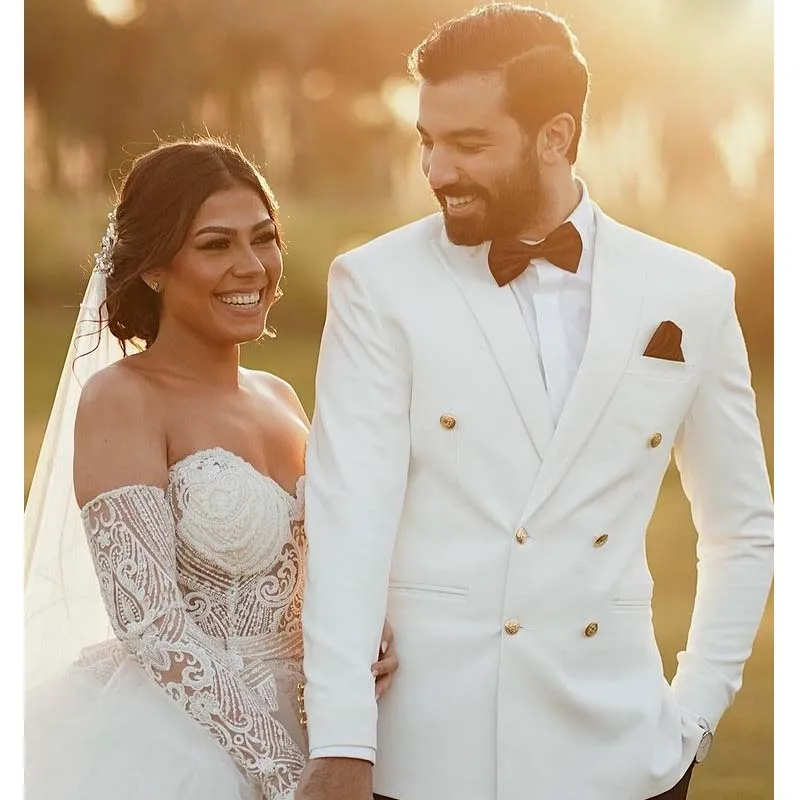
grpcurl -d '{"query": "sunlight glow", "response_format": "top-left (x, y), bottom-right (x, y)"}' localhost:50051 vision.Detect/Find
top-left (381, 78), bottom-right (419, 129)
top-left (86, 0), bottom-right (140, 26)
top-left (713, 102), bottom-right (772, 196)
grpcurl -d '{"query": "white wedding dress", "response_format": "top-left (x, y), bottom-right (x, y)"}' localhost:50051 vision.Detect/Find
top-left (25, 447), bottom-right (309, 800)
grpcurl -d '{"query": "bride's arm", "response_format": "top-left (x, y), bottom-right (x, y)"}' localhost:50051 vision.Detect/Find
top-left (74, 367), bottom-right (305, 800)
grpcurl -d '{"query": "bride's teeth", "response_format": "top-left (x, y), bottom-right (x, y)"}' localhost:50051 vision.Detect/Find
top-left (218, 292), bottom-right (260, 306)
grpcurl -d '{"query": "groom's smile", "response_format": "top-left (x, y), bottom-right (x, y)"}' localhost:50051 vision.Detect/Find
top-left (417, 72), bottom-right (548, 246)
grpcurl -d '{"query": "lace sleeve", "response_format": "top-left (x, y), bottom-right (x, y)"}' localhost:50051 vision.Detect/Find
top-left (80, 484), bottom-right (305, 799)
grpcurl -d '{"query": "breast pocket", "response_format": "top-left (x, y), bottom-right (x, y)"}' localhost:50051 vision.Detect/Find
top-left (624, 355), bottom-right (697, 383)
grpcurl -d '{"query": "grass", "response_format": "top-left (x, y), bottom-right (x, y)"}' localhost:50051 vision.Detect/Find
top-left (23, 302), bottom-right (774, 798)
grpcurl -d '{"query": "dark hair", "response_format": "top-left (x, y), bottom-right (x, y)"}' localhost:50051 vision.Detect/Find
top-left (408, 3), bottom-right (590, 164)
top-left (105, 138), bottom-right (282, 351)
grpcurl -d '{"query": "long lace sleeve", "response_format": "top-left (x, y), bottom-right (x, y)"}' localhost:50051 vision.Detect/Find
top-left (80, 484), bottom-right (305, 799)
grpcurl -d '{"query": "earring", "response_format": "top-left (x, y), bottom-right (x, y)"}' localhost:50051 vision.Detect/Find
top-left (151, 281), bottom-right (160, 293)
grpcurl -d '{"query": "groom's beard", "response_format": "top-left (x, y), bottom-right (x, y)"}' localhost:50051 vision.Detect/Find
top-left (434, 152), bottom-right (545, 246)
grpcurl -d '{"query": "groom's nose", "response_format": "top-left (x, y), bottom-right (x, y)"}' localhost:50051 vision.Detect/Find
top-left (424, 146), bottom-right (460, 191)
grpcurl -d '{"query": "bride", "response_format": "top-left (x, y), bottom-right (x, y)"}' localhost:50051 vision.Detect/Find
top-left (23, 138), bottom-right (397, 800)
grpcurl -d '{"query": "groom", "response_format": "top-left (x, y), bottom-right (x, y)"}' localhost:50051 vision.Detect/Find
top-left (297, 5), bottom-right (774, 800)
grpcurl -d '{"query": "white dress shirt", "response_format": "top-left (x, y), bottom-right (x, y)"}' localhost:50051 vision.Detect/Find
top-left (509, 179), bottom-right (595, 423)
top-left (309, 179), bottom-right (596, 764)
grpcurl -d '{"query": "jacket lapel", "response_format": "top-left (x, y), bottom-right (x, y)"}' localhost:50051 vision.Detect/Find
top-left (519, 207), bottom-right (646, 521)
top-left (430, 226), bottom-right (554, 462)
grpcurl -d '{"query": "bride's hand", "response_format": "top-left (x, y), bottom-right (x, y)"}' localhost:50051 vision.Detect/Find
top-left (371, 618), bottom-right (398, 700)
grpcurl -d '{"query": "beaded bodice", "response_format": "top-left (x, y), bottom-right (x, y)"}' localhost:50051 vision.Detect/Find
top-left (168, 448), bottom-right (306, 659)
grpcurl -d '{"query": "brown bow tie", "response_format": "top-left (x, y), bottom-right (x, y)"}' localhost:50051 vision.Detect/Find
top-left (488, 221), bottom-right (583, 287)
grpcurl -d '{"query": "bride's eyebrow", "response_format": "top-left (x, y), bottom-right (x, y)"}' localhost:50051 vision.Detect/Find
top-left (194, 219), bottom-right (276, 237)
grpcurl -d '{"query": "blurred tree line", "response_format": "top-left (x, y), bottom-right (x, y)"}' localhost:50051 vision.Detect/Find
top-left (25, 0), bottom-right (772, 197)
top-left (24, 0), bottom-right (773, 361)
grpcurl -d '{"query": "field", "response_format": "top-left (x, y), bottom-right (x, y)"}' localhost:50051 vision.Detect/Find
top-left (24, 194), bottom-right (774, 798)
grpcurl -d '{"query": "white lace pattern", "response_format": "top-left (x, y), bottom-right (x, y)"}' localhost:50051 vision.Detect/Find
top-left (79, 448), bottom-right (308, 799)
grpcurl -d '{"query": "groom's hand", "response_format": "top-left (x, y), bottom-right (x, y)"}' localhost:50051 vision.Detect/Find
top-left (294, 757), bottom-right (373, 800)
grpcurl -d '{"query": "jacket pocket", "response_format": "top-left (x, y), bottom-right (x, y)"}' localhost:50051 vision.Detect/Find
top-left (388, 580), bottom-right (469, 600)
top-left (611, 597), bottom-right (652, 611)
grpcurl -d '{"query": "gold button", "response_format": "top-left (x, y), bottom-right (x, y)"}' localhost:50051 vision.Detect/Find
top-left (648, 432), bottom-right (663, 448)
top-left (440, 414), bottom-right (457, 430)
top-left (504, 619), bottom-right (521, 636)
top-left (584, 622), bottom-right (599, 638)
top-left (593, 534), bottom-right (609, 548)
top-left (515, 527), bottom-right (528, 545)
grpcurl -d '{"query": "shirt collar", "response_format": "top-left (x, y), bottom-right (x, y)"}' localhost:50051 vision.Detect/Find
top-left (522, 176), bottom-right (594, 247)
top-left (566, 176), bottom-right (594, 250)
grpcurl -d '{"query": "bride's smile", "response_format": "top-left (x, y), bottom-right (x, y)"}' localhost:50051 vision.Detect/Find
top-left (153, 185), bottom-right (283, 347)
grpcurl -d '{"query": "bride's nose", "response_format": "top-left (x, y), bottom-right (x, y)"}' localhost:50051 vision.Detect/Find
top-left (232, 243), bottom-right (266, 276)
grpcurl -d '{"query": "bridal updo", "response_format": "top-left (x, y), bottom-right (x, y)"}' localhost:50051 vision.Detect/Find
top-left (102, 138), bottom-right (282, 351)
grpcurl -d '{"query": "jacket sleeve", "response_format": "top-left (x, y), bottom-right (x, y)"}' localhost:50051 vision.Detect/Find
top-left (671, 272), bottom-right (774, 732)
top-left (302, 255), bottom-right (412, 752)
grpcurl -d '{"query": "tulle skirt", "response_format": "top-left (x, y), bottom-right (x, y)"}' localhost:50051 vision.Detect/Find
top-left (25, 641), bottom-right (306, 800)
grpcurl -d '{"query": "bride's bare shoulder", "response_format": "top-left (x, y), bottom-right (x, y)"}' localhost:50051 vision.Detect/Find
top-left (74, 360), bottom-right (168, 505)
top-left (78, 357), bottom-right (160, 418)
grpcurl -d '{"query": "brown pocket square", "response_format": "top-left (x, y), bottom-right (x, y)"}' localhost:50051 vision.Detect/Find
top-left (643, 320), bottom-right (685, 362)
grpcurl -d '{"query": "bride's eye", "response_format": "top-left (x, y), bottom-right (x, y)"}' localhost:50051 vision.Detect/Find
top-left (199, 238), bottom-right (229, 251)
top-left (253, 232), bottom-right (277, 246)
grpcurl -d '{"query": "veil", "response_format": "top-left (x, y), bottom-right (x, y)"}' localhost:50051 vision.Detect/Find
top-left (24, 264), bottom-right (124, 690)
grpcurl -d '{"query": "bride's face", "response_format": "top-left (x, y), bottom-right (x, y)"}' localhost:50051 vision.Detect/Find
top-left (157, 184), bottom-right (283, 346)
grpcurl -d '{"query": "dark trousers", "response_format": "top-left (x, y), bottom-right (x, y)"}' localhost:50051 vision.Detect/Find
top-left (375, 764), bottom-right (695, 800)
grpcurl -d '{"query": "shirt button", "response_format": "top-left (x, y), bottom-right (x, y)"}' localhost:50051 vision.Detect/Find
top-left (593, 534), bottom-right (609, 547)
top-left (648, 432), bottom-right (663, 448)
top-left (584, 622), bottom-right (599, 638)
top-left (515, 527), bottom-right (529, 545)
top-left (440, 414), bottom-right (457, 430)
top-left (504, 619), bottom-right (521, 636)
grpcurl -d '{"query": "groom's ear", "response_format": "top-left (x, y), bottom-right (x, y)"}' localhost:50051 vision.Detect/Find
top-left (537, 112), bottom-right (577, 166)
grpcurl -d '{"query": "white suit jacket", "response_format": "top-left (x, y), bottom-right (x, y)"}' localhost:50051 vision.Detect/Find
top-left (302, 205), bottom-right (773, 800)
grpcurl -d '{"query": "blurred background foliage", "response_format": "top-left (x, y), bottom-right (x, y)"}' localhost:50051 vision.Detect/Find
top-left (24, 1), bottom-right (773, 796)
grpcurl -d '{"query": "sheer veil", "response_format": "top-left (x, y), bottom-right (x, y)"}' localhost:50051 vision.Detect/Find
top-left (24, 262), bottom-right (124, 690)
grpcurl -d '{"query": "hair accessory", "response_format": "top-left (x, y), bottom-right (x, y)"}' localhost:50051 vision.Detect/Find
top-left (93, 212), bottom-right (118, 276)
